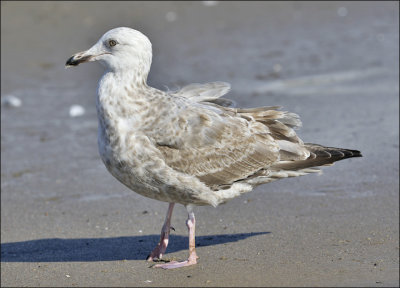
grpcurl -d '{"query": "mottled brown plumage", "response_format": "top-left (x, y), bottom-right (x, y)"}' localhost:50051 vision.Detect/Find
top-left (66, 27), bottom-right (361, 269)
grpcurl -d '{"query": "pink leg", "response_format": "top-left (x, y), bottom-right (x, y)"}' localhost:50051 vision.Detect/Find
top-left (147, 203), bottom-right (175, 261)
top-left (153, 210), bottom-right (198, 269)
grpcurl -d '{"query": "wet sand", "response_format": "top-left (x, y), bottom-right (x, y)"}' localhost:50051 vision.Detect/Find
top-left (1, 2), bottom-right (399, 287)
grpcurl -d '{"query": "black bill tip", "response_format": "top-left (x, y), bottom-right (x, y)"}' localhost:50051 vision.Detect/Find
top-left (65, 54), bottom-right (92, 68)
top-left (65, 55), bottom-right (79, 67)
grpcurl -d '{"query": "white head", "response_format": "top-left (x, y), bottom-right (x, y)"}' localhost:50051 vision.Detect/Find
top-left (66, 27), bottom-right (152, 79)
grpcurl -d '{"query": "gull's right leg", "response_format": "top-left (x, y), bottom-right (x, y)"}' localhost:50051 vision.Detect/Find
top-left (153, 206), bottom-right (198, 269)
top-left (147, 203), bottom-right (175, 261)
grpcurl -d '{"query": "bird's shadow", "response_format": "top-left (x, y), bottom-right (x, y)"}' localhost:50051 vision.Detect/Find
top-left (1, 232), bottom-right (269, 262)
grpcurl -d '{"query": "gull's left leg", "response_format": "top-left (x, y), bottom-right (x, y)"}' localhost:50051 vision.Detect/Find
top-left (147, 203), bottom-right (175, 261)
top-left (153, 206), bottom-right (198, 269)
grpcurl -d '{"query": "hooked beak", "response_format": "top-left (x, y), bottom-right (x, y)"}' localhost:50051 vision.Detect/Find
top-left (65, 51), bottom-right (94, 67)
top-left (65, 46), bottom-right (111, 68)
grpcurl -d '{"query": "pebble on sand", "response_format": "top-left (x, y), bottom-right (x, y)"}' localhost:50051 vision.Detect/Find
top-left (202, 1), bottom-right (219, 6)
top-left (1, 95), bottom-right (22, 108)
top-left (69, 105), bottom-right (85, 117)
top-left (337, 6), bottom-right (348, 17)
top-left (165, 11), bottom-right (177, 22)
top-left (273, 63), bottom-right (282, 73)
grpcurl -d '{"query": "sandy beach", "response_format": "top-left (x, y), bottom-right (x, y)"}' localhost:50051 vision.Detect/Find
top-left (1, 1), bottom-right (399, 286)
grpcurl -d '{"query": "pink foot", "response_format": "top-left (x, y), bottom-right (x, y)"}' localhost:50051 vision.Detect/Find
top-left (152, 210), bottom-right (198, 269)
top-left (153, 253), bottom-right (198, 269)
top-left (153, 259), bottom-right (196, 269)
top-left (146, 238), bottom-right (168, 261)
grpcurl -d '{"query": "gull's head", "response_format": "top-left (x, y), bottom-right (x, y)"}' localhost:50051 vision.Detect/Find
top-left (65, 27), bottom-right (152, 74)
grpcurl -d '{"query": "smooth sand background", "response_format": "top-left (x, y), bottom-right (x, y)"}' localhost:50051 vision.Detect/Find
top-left (1, 1), bottom-right (399, 287)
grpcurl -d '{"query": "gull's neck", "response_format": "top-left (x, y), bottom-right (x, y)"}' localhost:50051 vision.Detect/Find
top-left (107, 68), bottom-right (149, 89)
top-left (96, 65), bottom-right (159, 121)
top-left (97, 67), bottom-right (152, 104)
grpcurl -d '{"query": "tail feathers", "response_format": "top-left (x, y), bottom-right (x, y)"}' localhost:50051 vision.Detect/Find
top-left (271, 143), bottom-right (362, 171)
top-left (305, 143), bottom-right (362, 160)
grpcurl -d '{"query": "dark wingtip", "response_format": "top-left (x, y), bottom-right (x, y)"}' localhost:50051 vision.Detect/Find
top-left (347, 149), bottom-right (362, 158)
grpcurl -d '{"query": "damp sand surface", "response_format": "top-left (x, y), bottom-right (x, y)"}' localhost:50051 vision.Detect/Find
top-left (1, 2), bottom-right (399, 287)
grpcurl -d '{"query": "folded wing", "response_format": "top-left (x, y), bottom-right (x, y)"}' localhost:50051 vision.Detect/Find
top-left (155, 99), bottom-right (309, 190)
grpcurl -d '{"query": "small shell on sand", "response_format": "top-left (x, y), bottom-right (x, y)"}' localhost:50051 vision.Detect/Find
top-left (1, 95), bottom-right (22, 108)
top-left (165, 11), bottom-right (177, 22)
top-left (202, 1), bottom-right (218, 6)
top-left (69, 105), bottom-right (85, 117)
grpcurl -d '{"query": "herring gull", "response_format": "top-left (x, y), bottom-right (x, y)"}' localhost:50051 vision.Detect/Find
top-left (65, 27), bottom-right (362, 269)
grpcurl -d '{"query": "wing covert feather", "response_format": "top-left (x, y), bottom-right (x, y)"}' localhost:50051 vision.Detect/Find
top-left (156, 107), bottom-right (280, 189)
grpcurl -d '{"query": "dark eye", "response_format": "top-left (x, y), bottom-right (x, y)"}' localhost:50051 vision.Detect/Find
top-left (108, 40), bottom-right (117, 47)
